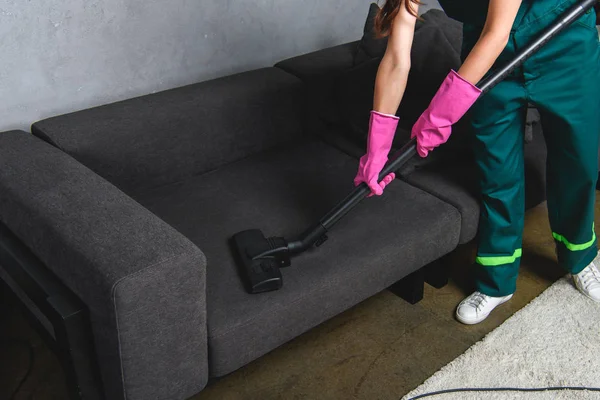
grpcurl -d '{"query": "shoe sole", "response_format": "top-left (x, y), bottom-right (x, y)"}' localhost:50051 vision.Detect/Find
top-left (455, 295), bottom-right (513, 325)
top-left (573, 277), bottom-right (600, 303)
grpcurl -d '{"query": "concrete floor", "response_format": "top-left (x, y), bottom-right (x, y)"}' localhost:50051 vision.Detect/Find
top-left (1, 200), bottom-right (593, 400)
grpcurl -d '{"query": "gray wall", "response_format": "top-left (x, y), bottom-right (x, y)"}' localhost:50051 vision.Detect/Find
top-left (0, 0), bottom-right (440, 132)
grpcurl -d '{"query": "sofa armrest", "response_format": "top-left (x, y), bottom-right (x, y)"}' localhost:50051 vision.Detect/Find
top-left (0, 131), bottom-right (208, 400)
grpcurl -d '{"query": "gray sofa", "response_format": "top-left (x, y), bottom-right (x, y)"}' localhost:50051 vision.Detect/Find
top-left (0, 8), bottom-right (548, 400)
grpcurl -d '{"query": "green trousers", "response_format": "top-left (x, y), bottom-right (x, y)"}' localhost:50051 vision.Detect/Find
top-left (461, 6), bottom-right (600, 297)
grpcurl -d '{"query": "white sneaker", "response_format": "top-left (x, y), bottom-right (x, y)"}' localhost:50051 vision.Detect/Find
top-left (456, 291), bottom-right (513, 325)
top-left (573, 256), bottom-right (600, 302)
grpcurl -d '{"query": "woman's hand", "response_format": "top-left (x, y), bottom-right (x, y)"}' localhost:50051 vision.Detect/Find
top-left (354, 111), bottom-right (400, 196)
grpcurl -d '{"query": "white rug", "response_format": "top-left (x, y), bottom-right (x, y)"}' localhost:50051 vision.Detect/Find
top-left (403, 277), bottom-right (600, 400)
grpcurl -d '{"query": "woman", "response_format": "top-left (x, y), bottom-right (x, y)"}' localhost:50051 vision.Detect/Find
top-left (354, 0), bottom-right (600, 324)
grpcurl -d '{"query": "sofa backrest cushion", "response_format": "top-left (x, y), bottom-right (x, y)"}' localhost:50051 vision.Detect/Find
top-left (353, 3), bottom-right (390, 66)
top-left (32, 67), bottom-right (306, 194)
top-left (353, 7), bottom-right (463, 66)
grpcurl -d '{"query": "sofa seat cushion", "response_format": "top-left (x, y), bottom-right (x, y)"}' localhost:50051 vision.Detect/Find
top-left (133, 138), bottom-right (461, 377)
top-left (401, 160), bottom-right (481, 245)
top-left (401, 126), bottom-right (548, 244)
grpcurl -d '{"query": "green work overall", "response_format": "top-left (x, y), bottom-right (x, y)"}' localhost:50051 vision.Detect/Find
top-left (437, 0), bottom-right (600, 296)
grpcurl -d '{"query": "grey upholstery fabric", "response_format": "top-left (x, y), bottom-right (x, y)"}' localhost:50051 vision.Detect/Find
top-left (0, 131), bottom-right (208, 400)
top-left (31, 67), bottom-right (306, 194)
top-left (134, 138), bottom-right (461, 377)
top-left (401, 159), bottom-right (482, 244)
top-left (353, 3), bottom-right (389, 66)
top-left (275, 41), bottom-right (359, 82)
top-left (354, 7), bottom-right (463, 67)
top-left (275, 41), bottom-right (359, 130)
top-left (525, 106), bottom-right (541, 143)
top-left (522, 123), bottom-right (548, 209)
top-left (402, 124), bottom-right (548, 244)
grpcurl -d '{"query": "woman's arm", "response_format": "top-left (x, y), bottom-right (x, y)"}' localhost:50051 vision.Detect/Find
top-left (408, 0), bottom-right (522, 158)
top-left (373, 0), bottom-right (419, 115)
top-left (458, 0), bottom-right (523, 85)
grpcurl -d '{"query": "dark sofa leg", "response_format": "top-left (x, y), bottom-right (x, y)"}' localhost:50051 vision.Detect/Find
top-left (0, 221), bottom-right (104, 400)
top-left (1, 282), bottom-right (104, 400)
top-left (423, 256), bottom-right (449, 289)
top-left (50, 296), bottom-right (105, 400)
top-left (388, 268), bottom-right (425, 304)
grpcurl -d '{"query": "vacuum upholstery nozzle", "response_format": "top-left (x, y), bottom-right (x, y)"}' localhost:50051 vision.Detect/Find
top-left (231, 229), bottom-right (290, 294)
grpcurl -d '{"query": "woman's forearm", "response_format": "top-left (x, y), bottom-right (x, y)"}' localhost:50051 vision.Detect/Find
top-left (458, 0), bottom-right (521, 85)
top-left (373, 55), bottom-right (411, 115)
top-left (457, 32), bottom-right (511, 86)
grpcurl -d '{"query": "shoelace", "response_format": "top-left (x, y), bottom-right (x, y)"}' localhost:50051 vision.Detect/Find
top-left (578, 262), bottom-right (600, 290)
top-left (465, 292), bottom-right (489, 311)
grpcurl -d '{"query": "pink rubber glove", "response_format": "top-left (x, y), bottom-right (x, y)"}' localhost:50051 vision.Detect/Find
top-left (354, 110), bottom-right (399, 196)
top-left (411, 69), bottom-right (482, 157)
